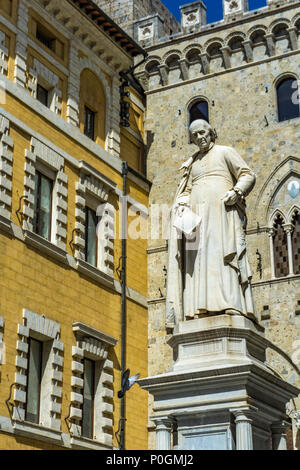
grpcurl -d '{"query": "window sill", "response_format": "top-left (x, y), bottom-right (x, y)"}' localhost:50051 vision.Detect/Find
top-left (24, 230), bottom-right (67, 265)
top-left (12, 419), bottom-right (63, 445)
top-left (76, 259), bottom-right (114, 288)
top-left (70, 435), bottom-right (112, 450)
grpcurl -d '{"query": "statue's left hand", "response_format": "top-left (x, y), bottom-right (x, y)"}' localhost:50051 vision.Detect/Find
top-left (222, 190), bottom-right (238, 206)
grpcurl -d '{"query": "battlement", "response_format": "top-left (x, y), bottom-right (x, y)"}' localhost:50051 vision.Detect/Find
top-left (93, 0), bottom-right (181, 38)
top-left (136, 0), bottom-right (300, 93)
top-left (133, 0), bottom-right (299, 47)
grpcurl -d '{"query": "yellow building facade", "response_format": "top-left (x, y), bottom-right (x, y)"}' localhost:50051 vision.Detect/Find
top-left (0, 0), bottom-right (149, 450)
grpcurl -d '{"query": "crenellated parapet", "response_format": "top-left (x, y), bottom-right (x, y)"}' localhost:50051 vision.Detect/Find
top-left (133, 0), bottom-right (300, 48)
top-left (137, 3), bottom-right (300, 91)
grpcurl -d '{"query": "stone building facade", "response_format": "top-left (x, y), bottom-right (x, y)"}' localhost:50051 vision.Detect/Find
top-left (128, 0), bottom-right (300, 449)
top-left (0, 0), bottom-right (149, 450)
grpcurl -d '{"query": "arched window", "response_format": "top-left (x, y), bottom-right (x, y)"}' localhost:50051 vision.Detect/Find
top-left (228, 37), bottom-right (244, 51)
top-left (273, 214), bottom-right (289, 278)
top-left (186, 48), bottom-right (200, 63)
top-left (207, 42), bottom-right (222, 58)
top-left (79, 69), bottom-right (106, 148)
top-left (146, 60), bottom-right (160, 74)
top-left (273, 23), bottom-right (289, 40)
top-left (276, 77), bottom-right (300, 122)
top-left (165, 54), bottom-right (180, 69)
top-left (189, 100), bottom-right (209, 125)
top-left (292, 211), bottom-right (300, 274)
top-left (250, 30), bottom-right (266, 44)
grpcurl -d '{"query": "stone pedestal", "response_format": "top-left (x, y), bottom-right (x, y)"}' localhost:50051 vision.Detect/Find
top-left (139, 315), bottom-right (300, 450)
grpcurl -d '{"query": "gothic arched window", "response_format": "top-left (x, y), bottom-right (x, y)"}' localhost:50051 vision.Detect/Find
top-left (189, 100), bottom-right (209, 125)
top-left (292, 211), bottom-right (300, 274)
top-left (276, 77), bottom-right (300, 122)
top-left (273, 214), bottom-right (289, 278)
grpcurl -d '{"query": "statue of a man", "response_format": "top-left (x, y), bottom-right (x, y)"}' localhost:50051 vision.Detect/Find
top-left (166, 119), bottom-right (257, 327)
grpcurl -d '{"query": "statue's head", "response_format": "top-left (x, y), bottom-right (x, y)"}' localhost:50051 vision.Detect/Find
top-left (189, 119), bottom-right (217, 151)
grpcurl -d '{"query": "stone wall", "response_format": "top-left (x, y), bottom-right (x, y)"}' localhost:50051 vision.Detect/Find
top-left (94, 0), bottom-right (181, 38)
top-left (139, 0), bottom-right (300, 448)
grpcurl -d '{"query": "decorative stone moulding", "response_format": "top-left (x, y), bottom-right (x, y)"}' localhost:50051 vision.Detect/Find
top-left (133, 15), bottom-right (165, 46)
top-left (69, 322), bottom-right (117, 446)
top-left (74, 161), bottom-right (116, 277)
top-left (14, 310), bottom-right (64, 430)
top-left (0, 30), bottom-right (9, 76)
top-left (23, 137), bottom-right (68, 251)
top-left (14, 0), bottom-right (29, 88)
top-left (180, 1), bottom-right (207, 33)
top-left (0, 116), bottom-right (14, 220)
top-left (28, 59), bottom-right (62, 116)
top-left (138, 23), bottom-right (154, 41)
top-left (223, 0), bottom-right (249, 19)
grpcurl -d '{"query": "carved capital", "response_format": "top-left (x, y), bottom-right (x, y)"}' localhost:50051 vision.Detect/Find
top-left (283, 223), bottom-right (294, 234)
top-left (268, 228), bottom-right (275, 238)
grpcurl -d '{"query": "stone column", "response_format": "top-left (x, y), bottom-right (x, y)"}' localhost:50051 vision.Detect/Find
top-left (283, 223), bottom-right (294, 276)
top-left (200, 53), bottom-right (210, 75)
top-left (233, 409), bottom-right (254, 450)
top-left (154, 418), bottom-right (173, 450)
top-left (288, 27), bottom-right (298, 51)
top-left (179, 59), bottom-right (189, 81)
top-left (271, 422), bottom-right (290, 450)
top-left (158, 65), bottom-right (168, 86)
top-left (268, 228), bottom-right (276, 279)
top-left (221, 46), bottom-right (231, 69)
top-left (242, 40), bottom-right (253, 63)
top-left (265, 33), bottom-right (275, 57)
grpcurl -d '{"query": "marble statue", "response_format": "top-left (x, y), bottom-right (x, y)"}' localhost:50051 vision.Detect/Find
top-left (166, 119), bottom-right (257, 327)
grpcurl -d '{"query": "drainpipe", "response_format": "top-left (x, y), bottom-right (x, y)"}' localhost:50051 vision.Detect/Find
top-left (118, 54), bottom-right (147, 450)
top-left (120, 161), bottom-right (128, 450)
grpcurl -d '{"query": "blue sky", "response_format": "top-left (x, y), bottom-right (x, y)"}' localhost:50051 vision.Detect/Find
top-left (163, 0), bottom-right (267, 23)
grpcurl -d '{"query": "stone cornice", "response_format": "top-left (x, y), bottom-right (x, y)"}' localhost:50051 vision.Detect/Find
top-left (72, 321), bottom-right (118, 347)
top-left (31, 0), bottom-right (144, 72)
top-left (138, 362), bottom-right (300, 397)
top-left (143, 48), bottom-right (300, 95)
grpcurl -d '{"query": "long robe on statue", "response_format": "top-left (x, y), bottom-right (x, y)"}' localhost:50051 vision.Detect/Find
top-left (166, 143), bottom-right (257, 327)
